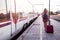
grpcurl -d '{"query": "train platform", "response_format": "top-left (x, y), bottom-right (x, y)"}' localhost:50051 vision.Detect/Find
top-left (17, 15), bottom-right (60, 40)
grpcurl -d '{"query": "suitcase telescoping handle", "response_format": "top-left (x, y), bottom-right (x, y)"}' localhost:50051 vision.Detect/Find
top-left (49, 0), bottom-right (50, 25)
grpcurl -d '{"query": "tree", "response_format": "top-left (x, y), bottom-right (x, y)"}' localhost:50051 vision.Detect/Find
top-left (0, 13), bottom-right (5, 19)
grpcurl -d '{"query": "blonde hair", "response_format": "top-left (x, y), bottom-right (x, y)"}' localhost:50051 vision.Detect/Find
top-left (43, 8), bottom-right (48, 13)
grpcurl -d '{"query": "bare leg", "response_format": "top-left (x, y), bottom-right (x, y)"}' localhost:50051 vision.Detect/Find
top-left (44, 22), bottom-right (47, 30)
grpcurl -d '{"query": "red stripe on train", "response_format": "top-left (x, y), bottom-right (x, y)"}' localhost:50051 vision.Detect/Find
top-left (0, 22), bottom-right (11, 28)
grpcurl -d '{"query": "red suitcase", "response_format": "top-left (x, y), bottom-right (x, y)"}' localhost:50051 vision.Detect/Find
top-left (45, 25), bottom-right (54, 33)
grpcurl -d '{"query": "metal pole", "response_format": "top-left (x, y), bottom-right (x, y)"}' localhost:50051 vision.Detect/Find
top-left (14, 0), bottom-right (17, 31)
top-left (10, 0), bottom-right (12, 36)
top-left (49, 0), bottom-right (50, 25)
top-left (10, 11), bottom-right (12, 36)
top-left (5, 0), bottom-right (8, 13)
top-left (14, 0), bottom-right (16, 14)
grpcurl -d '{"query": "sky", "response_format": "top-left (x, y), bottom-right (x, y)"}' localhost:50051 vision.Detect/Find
top-left (0, 0), bottom-right (60, 14)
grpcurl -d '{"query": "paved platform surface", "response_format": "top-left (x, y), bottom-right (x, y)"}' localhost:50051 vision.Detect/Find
top-left (43, 16), bottom-right (60, 40)
top-left (17, 15), bottom-right (60, 40)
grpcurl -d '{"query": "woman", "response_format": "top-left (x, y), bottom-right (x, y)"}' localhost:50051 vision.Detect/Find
top-left (42, 8), bottom-right (49, 29)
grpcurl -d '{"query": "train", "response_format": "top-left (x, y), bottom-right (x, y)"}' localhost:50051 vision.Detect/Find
top-left (0, 12), bottom-right (39, 40)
